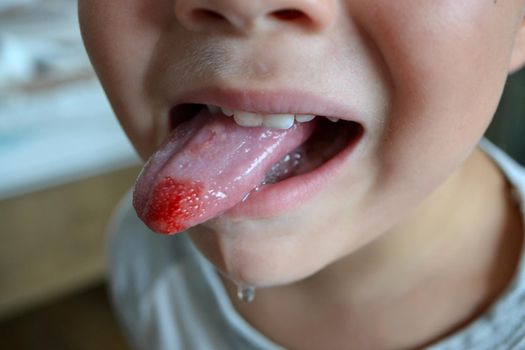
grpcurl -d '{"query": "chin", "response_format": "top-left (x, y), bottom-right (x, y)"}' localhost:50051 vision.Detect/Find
top-left (187, 221), bottom-right (326, 288)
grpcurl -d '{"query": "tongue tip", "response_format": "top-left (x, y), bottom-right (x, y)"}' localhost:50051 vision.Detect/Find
top-left (133, 176), bottom-right (207, 235)
top-left (146, 220), bottom-right (187, 235)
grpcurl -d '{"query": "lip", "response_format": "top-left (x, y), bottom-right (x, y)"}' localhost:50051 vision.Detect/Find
top-left (169, 87), bottom-right (363, 123)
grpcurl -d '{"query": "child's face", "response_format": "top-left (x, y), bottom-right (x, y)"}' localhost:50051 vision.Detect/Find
top-left (80, 1), bottom-right (525, 287)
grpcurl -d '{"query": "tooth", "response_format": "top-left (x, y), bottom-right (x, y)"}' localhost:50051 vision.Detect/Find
top-left (207, 105), bottom-right (220, 114)
top-left (327, 117), bottom-right (340, 123)
top-left (221, 107), bottom-right (234, 116)
top-left (233, 111), bottom-right (263, 127)
top-left (295, 114), bottom-right (316, 123)
top-left (263, 114), bottom-right (295, 129)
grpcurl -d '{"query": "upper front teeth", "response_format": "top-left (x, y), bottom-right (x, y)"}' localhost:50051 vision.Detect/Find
top-left (234, 111), bottom-right (263, 127)
top-left (264, 114), bottom-right (295, 129)
top-left (207, 105), bottom-right (324, 130)
top-left (234, 111), bottom-right (296, 129)
top-left (295, 114), bottom-right (316, 123)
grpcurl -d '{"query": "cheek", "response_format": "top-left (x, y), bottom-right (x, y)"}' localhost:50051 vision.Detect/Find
top-left (79, 0), bottom-right (173, 159)
top-left (360, 0), bottom-right (520, 193)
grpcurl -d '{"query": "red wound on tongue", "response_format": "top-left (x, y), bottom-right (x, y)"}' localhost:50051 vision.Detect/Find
top-left (145, 177), bottom-right (205, 234)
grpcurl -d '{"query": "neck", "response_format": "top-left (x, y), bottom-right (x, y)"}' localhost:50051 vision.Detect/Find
top-left (226, 146), bottom-right (523, 349)
top-left (298, 147), bottom-right (517, 300)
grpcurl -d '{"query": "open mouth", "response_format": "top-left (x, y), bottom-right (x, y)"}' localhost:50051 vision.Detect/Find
top-left (133, 100), bottom-right (364, 235)
top-left (168, 103), bottom-right (364, 187)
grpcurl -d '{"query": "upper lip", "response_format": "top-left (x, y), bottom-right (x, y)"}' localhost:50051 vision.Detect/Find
top-left (169, 87), bottom-right (362, 122)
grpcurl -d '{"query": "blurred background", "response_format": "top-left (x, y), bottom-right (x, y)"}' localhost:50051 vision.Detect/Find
top-left (0, 1), bottom-right (524, 350)
top-left (0, 0), bottom-right (139, 348)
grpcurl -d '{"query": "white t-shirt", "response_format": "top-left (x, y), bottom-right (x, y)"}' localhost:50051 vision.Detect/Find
top-left (107, 139), bottom-right (525, 350)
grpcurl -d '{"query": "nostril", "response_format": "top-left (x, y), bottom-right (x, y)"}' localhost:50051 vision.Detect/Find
top-left (192, 9), bottom-right (227, 22)
top-left (175, 0), bottom-right (335, 34)
top-left (271, 9), bottom-right (306, 21)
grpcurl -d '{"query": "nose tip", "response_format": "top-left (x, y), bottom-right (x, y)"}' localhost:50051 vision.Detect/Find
top-left (174, 0), bottom-right (336, 35)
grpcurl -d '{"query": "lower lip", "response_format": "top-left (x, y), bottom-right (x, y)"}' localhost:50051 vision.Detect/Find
top-left (222, 129), bottom-right (364, 219)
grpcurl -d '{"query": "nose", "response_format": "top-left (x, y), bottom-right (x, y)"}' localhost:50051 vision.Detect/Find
top-left (174, 0), bottom-right (336, 35)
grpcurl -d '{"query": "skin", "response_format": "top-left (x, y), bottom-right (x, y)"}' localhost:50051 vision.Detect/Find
top-left (79, 0), bottom-right (525, 349)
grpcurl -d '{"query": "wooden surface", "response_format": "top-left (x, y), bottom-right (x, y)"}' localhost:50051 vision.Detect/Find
top-left (0, 166), bottom-right (140, 320)
top-left (0, 284), bottom-right (129, 350)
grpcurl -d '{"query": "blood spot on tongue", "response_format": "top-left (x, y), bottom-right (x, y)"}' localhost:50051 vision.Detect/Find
top-left (145, 177), bottom-right (205, 234)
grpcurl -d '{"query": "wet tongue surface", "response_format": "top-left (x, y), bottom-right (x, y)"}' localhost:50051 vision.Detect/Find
top-left (133, 108), bottom-right (316, 234)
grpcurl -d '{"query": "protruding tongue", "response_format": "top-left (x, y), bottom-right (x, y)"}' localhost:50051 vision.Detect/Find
top-left (133, 108), bottom-right (315, 234)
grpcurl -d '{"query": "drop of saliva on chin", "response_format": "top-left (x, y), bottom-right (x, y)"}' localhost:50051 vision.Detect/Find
top-left (236, 283), bottom-right (256, 303)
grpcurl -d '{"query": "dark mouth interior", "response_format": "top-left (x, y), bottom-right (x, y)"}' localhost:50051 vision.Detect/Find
top-left (262, 115), bottom-right (363, 184)
top-left (169, 104), bottom-right (203, 130)
top-left (169, 104), bottom-right (364, 184)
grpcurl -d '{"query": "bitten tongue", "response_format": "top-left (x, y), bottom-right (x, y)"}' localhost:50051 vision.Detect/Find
top-left (133, 107), bottom-right (316, 234)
